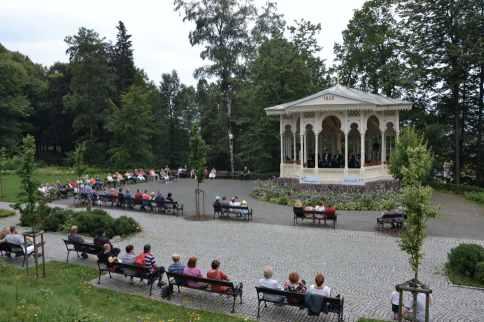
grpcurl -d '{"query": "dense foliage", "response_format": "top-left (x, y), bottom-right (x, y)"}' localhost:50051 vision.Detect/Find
top-left (448, 243), bottom-right (484, 286)
top-left (251, 180), bottom-right (401, 211)
top-left (0, 1), bottom-right (482, 186)
top-left (21, 205), bottom-right (141, 238)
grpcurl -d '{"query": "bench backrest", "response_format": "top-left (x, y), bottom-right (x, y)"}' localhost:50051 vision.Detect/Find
top-left (3, 242), bottom-right (25, 254)
top-left (293, 207), bottom-right (305, 218)
top-left (255, 286), bottom-right (305, 304)
top-left (166, 271), bottom-right (235, 289)
top-left (221, 205), bottom-right (249, 210)
top-left (63, 239), bottom-right (103, 254)
top-left (381, 213), bottom-right (405, 220)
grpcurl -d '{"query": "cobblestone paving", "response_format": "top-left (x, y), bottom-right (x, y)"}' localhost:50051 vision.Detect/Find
top-left (1, 202), bottom-right (484, 322)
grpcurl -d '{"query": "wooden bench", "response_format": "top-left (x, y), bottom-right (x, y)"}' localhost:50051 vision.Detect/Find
top-left (213, 205), bottom-right (253, 221)
top-left (255, 287), bottom-right (344, 321)
top-left (0, 242), bottom-right (34, 266)
top-left (166, 271), bottom-right (243, 313)
top-left (97, 261), bottom-right (164, 296)
top-left (293, 207), bottom-right (337, 229)
top-left (63, 239), bottom-right (103, 263)
top-left (164, 201), bottom-right (184, 216)
top-left (377, 212), bottom-right (406, 230)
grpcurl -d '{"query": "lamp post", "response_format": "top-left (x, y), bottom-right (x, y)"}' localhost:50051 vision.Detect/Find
top-left (229, 132), bottom-right (234, 176)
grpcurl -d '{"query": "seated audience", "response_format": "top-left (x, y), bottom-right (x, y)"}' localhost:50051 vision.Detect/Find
top-left (240, 200), bottom-right (249, 217)
top-left (97, 243), bottom-right (118, 270)
top-left (325, 204), bottom-right (336, 217)
top-left (230, 196), bottom-right (241, 207)
top-left (141, 190), bottom-right (152, 211)
top-left (137, 244), bottom-right (162, 274)
top-left (220, 196), bottom-right (229, 207)
top-left (183, 256), bottom-right (204, 288)
top-left (257, 266), bottom-right (283, 301)
top-left (294, 200), bottom-right (303, 208)
top-left (166, 193), bottom-right (177, 208)
top-left (68, 225), bottom-right (87, 259)
top-left (134, 189), bottom-right (143, 205)
top-left (120, 244), bottom-right (136, 264)
top-left (4, 226), bottom-right (34, 255)
top-left (283, 272), bottom-right (307, 294)
top-left (124, 189), bottom-right (133, 208)
top-left (314, 203), bottom-right (325, 212)
top-left (168, 253), bottom-right (185, 274)
top-left (308, 273), bottom-right (331, 297)
top-left (207, 259), bottom-right (230, 292)
top-left (208, 168), bottom-right (216, 179)
top-left (155, 192), bottom-right (166, 210)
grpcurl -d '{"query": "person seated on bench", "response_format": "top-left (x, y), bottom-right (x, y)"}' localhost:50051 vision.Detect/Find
top-left (4, 226), bottom-right (34, 255)
top-left (155, 192), bottom-right (166, 211)
top-left (221, 196), bottom-right (229, 207)
top-left (213, 196), bottom-right (222, 213)
top-left (230, 196), bottom-right (241, 207)
top-left (136, 244), bottom-right (162, 274)
top-left (325, 205), bottom-right (336, 217)
top-left (124, 189), bottom-right (133, 209)
top-left (208, 168), bottom-right (216, 179)
top-left (166, 193), bottom-right (178, 209)
top-left (314, 203), bottom-right (325, 213)
top-left (97, 243), bottom-right (118, 271)
top-left (120, 244), bottom-right (136, 264)
top-left (168, 253), bottom-right (185, 274)
top-left (140, 190), bottom-right (151, 211)
top-left (134, 189), bottom-right (143, 205)
top-left (308, 273), bottom-right (331, 297)
top-left (116, 188), bottom-right (125, 207)
top-left (68, 225), bottom-right (88, 259)
top-left (240, 200), bottom-right (249, 217)
top-left (183, 256), bottom-right (204, 288)
top-left (207, 259), bottom-right (230, 292)
top-left (257, 266), bottom-right (283, 301)
top-left (283, 272), bottom-right (307, 294)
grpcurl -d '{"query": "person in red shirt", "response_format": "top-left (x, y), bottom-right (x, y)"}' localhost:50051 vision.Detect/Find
top-left (325, 204), bottom-right (336, 217)
top-left (206, 259), bottom-right (230, 293)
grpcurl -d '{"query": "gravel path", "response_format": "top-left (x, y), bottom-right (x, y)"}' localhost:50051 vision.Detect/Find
top-left (1, 199), bottom-right (484, 321)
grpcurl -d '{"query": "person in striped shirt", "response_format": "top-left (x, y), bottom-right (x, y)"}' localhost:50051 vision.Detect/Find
top-left (142, 244), bottom-right (157, 271)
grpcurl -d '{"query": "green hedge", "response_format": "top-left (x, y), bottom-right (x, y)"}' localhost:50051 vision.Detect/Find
top-left (464, 191), bottom-right (484, 205)
top-left (21, 206), bottom-right (141, 238)
top-left (447, 243), bottom-right (484, 287)
top-left (0, 209), bottom-right (15, 218)
top-left (432, 183), bottom-right (484, 194)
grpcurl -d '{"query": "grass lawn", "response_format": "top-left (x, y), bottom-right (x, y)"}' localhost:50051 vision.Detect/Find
top-left (0, 261), bottom-right (252, 322)
top-left (447, 267), bottom-right (484, 288)
top-left (0, 167), bottom-right (107, 203)
top-left (0, 209), bottom-right (15, 217)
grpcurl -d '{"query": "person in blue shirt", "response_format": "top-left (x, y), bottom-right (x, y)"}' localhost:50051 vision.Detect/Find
top-left (168, 254), bottom-right (185, 274)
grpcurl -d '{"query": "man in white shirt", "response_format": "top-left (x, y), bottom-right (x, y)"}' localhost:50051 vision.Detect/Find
top-left (405, 292), bottom-right (432, 322)
top-left (257, 266), bottom-right (283, 302)
top-left (4, 226), bottom-right (34, 255)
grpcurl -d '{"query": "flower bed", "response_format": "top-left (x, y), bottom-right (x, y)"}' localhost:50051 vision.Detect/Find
top-left (251, 180), bottom-right (402, 211)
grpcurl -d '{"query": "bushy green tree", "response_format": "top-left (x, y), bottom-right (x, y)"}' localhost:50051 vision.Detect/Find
top-left (389, 128), bottom-right (433, 183)
top-left (107, 85), bottom-right (155, 168)
top-left (14, 135), bottom-right (41, 229)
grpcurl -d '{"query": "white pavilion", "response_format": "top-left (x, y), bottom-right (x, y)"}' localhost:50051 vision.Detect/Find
top-left (265, 85), bottom-right (412, 184)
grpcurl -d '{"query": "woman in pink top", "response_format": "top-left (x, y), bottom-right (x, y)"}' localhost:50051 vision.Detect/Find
top-left (183, 256), bottom-right (203, 288)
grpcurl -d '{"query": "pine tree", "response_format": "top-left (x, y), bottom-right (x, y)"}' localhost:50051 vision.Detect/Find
top-left (112, 21), bottom-right (136, 100)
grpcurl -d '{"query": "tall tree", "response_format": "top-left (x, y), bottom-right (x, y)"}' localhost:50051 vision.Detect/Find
top-left (334, 0), bottom-right (404, 96)
top-left (174, 0), bottom-right (256, 174)
top-left (112, 21), bottom-right (136, 101)
top-left (107, 85), bottom-right (155, 168)
top-left (64, 27), bottom-right (116, 164)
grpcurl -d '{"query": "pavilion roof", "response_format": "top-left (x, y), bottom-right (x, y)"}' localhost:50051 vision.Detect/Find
top-left (265, 84), bottom-right (412, 115)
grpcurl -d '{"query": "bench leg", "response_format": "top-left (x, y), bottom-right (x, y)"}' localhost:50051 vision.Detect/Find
top-left (98, 271), bottom-right (102, 284)
top-left (257, 300), bottom-right (261, 319)
top-left (231, 296), bottom-right (236, 313)
top-left (66, 250), bottom-right (70, 264)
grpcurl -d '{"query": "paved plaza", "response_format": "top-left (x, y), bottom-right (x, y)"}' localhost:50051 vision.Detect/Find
top-left (1, 179), bottom-right (484, 321)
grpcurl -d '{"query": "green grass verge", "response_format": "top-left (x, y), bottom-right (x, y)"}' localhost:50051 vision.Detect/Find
top-left (447, 266), bottom-right (484, 288)
top-left (0, 167), bottom-right (107, 202)
top-left (0, 209), bottom-right (15, 218)
top-left (0, 261), bottom-right (252, 322)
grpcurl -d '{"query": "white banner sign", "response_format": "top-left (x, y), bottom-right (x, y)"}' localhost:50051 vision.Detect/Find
top-left (342, 176), bottom-right (365, 186)
top-left (299, 176), bottom-right (321, 184)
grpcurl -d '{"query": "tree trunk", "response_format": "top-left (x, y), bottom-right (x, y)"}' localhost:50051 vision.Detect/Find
top-left (225, 91), bottom-right (235, 176)
top-left (453, 84), bottom-right (461, 184)
top-left (478, 64), bottom-right (484, 184)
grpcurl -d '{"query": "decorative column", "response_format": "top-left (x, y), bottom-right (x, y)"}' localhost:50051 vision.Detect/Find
top-left (280, 133), bottom-right (284, 164)
top-left (300, 133), bottom-right (304, 169)
top-left (360, 127), bottom-right (366, 171)
top-left (315, 131), bottom-right (319, 169)
top-left (344, 111), bottom-right (348, 172)
top-left (293, 132), bottom-right (296, 161)
top-left (381, 127), bottom-right (386, 167)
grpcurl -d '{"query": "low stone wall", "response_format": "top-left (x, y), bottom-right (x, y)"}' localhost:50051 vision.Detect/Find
top-left (275, 177), bottom-right (400, 194)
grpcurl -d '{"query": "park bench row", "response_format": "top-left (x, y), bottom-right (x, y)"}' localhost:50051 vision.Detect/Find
top-left (61, 239), bottom-right (343, 320)
top-left (73, 193), bottom-right (184, 216)
top-left (293, 207), bottom-right (338, 229)
top-left (213, 204), bottom-right (253, 221)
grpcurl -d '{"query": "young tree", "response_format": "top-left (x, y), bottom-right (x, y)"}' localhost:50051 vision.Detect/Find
top-left (189, 124), bottom-right (208, 217)
top-left (107, 85), bottom-right (155, 169)
top-left (174, 0), bottom-right (256, 175)
top-left (14, 135), bottom-right (41, 229)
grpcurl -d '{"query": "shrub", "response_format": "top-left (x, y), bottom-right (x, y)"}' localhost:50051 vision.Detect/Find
top-left (113, 216), bottom-right (141, 237)
top-left (73, 209), bottom-right (115, 238)
top-left (0, 209), bottom-right (15, 218)
top-left (475, 261), bottom-right (484, 284)
top-left (464, 192), bottom-right (484, 205)
top-left (42, 208), bottom-right (76, 231)
top-left (448, 244), bottom-right (484, 276)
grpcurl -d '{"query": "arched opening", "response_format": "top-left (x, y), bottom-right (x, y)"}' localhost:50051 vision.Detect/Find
top-left (348, 123), bottom-right (361, 168)
top-left (365, 115), bottom-right (381, 166)
top-left (305, 124), bottom-right (315, 168)
top-left (318, 116), bottom-right (344, 168)
top-left (283, 125), bottom-right (294, 163)
top-left (385, 122), bottom-right (396, 163)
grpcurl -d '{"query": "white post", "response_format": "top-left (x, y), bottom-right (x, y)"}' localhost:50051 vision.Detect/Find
top-left (315, 132), bottom-right (319, 169)
top-left (381, 129), bottom-right (386, 166)
top-left (300, 133), bottom-right (304, 169)
top-left (280, 133), bottom-right (284, 164)
top-left (345, 131), bottom-right (348, 171)
top-left (293, 132), bottom-right (296, 161)
top-left (361, 129), bottom-right (366, 170)
top-left (303, 133), bottom-right (307, 166)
